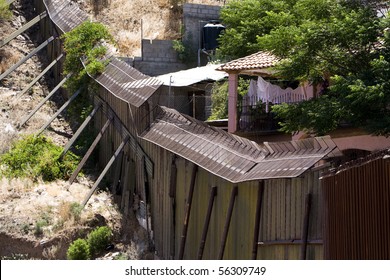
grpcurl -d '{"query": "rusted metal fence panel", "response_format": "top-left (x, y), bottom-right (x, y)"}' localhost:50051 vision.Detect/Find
top-left (322, 150), bottom-right (390, 259)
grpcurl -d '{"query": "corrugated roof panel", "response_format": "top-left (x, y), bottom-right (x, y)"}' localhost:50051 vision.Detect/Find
top-left (44, 0), bottom-right (88, 33)
top-left (111, 59), bottom-right (147, 81)
top-left (140, 107), bottom-right (336, 183)
top-left (88, 58), bottom-right (162, 107)
top-left (241, 157), bottom-right (318, 180)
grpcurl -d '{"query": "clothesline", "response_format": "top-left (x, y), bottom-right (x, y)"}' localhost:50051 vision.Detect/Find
top-left (245, 77), bottom-right (311, 112)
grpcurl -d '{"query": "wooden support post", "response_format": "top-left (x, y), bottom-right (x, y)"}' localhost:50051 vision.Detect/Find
top-left (0, 12), bottom-right (47, 47)
top-left (60, 103), bottom-right (101, 158)
top-left (17, 53), bottom-right (64, 98)
top-left (18, 73), bottom-right (72, 129)
top-left (0, 36), bottom-right (55, 81)
top-left (111, 151), bottom-right (124, 194)
top-left (122, 159), bottom-right (135, 215)
top-left (169, 157), bottom-right (177, 259)
top-left (218, 186), bottom-right (238, 260)
top-left (178, 164), bottom-right (198, 260)
top-left (169, 158), bottom-right (177, 198)
top-left (68, 117), bottom-right (112, 184)
top-left (37, 88), bottom-right (80, 135)
top-left (81, 136), bottom-right (129, 208)
top-left (197, 186), bottom-right (217, 260)
top-left (300, 193), bottom-right (312, 260)
top-left (252, 181), bottom-right (265, 260)
top-left (192, 92), bottom-right (196, 118)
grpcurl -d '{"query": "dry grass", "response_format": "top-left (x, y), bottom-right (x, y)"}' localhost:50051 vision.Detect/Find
top-left (42, 245), bottom-right (60, 260)
top-left (0, 47), bottom-right (21, 74)
top-left (81, 0), bottom-right (225, 56)
top-left (0, 175), bottom-right (122, 242)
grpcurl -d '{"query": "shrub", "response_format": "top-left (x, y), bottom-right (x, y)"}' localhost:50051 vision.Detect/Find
top-left (70, 202), bottom-right (83, 222)
top-left (0, 135), bottom-right (79, 181)
top-left (87, 226), bottom-right (112, 256)
top-left (0, 0), bottom-right (12, 21)
top-left (61, 21), bottom-right (114, 93)
top-left (61, 21), bottom-right (114, 124)
top-left (34, 219), bottom-right (48, 236)
top-left (172, 36), bottom-right (197, 65)
top-left (67, 238), bottom-right (91, 260)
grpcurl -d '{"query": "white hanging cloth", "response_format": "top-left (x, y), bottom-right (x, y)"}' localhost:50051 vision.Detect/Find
top-left (255, 76), bottom-right (308, 105)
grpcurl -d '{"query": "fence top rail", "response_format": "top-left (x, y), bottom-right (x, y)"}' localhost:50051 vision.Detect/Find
top-left (320, 148), bottom-right (390, 179)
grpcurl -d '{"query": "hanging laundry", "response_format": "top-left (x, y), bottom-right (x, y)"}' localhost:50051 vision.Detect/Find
top-left (255, 77), bottom-right (309, 105)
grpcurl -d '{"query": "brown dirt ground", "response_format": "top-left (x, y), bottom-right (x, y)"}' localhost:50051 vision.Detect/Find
top-left (78, 0), bottom-right (225, 57)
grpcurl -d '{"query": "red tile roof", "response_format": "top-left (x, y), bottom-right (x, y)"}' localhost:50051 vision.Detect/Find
top-left (217, 51), bottom-right (280, 72)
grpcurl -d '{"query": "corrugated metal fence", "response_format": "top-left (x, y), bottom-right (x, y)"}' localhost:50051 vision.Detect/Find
top-left (321, 151), bottom-right (390, 259)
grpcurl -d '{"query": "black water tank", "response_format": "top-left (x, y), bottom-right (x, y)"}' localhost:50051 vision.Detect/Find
top-left (202, 20), bottom-right (225, 51)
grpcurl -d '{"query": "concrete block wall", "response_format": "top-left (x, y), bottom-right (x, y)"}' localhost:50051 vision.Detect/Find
top-left (141, 40), bottom-right (179, 63)
top-left (124, 4), bottom-right (222, 76)
top-left (183, 3), bottom-right (222, 51)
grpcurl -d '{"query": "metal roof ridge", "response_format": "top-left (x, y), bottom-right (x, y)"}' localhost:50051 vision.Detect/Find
top-left (83, 56), bottom-right (162, 107)
top-left (156, 106), bottom-right (268, 160)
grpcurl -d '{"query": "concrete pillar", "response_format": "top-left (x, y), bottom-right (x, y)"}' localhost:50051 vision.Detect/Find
top-left (228, 73), bottom-right (238, 133)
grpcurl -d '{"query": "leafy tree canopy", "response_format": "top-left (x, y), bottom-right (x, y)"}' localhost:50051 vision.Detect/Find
top-left (218, 0), bottom-right (390, 135)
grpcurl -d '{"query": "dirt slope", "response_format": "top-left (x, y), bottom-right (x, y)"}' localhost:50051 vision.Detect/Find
top-left (78, 0), bottom-right (225, 57)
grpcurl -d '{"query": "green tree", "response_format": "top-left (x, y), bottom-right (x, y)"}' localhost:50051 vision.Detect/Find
top-left (209, 78), bottom-right (249, 120)
top-left (218, 0), bottom-right (297, 60)
top-left (218, 0), bottom-right (390, 135)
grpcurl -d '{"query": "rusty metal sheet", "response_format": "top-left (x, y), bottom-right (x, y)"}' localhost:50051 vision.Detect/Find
top-left (140, 106), bottom-right (336, 183)
top-left (322, 149), bottom-right (390, 259)
top-left (44, 0), bottom-right (88, 33)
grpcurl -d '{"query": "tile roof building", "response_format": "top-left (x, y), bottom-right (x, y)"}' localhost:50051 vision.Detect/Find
top-left (217, 51), bottom-right (280, 76)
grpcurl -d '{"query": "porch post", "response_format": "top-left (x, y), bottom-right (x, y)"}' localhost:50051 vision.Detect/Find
top-left (228, 73), bottom-right (238, 133)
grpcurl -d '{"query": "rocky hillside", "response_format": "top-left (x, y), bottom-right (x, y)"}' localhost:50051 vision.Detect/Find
top-left (78, 0), bottom-right (225, 57)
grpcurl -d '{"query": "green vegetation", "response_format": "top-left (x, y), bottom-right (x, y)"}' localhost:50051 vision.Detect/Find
top-left (67, 238), bottom-right (91, 260)
top-left (66, 226), bottom-right (112, 260)
top-left (0, 135), bottom-right (79, 181)
top-left (172, 29), bottom-right (197, 65)
top-left (218, 0), bottom-right (390, 135)
top-left (113, 253), bottom-right (128, 260)
top-left (86, 226), bottom-right (112, 256)
top-left (70, 202), bottom-right (83, 222)
top-left (34, 219), bottom-right (48, 236)
top-left (0, 0), bottom-right (12, 21)
top-left (62, 21), bottom-right (114, 91)
top-left (208, 78), bottom-right (249, 120)
top-left (61, 21), bottom-right (114, 123)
